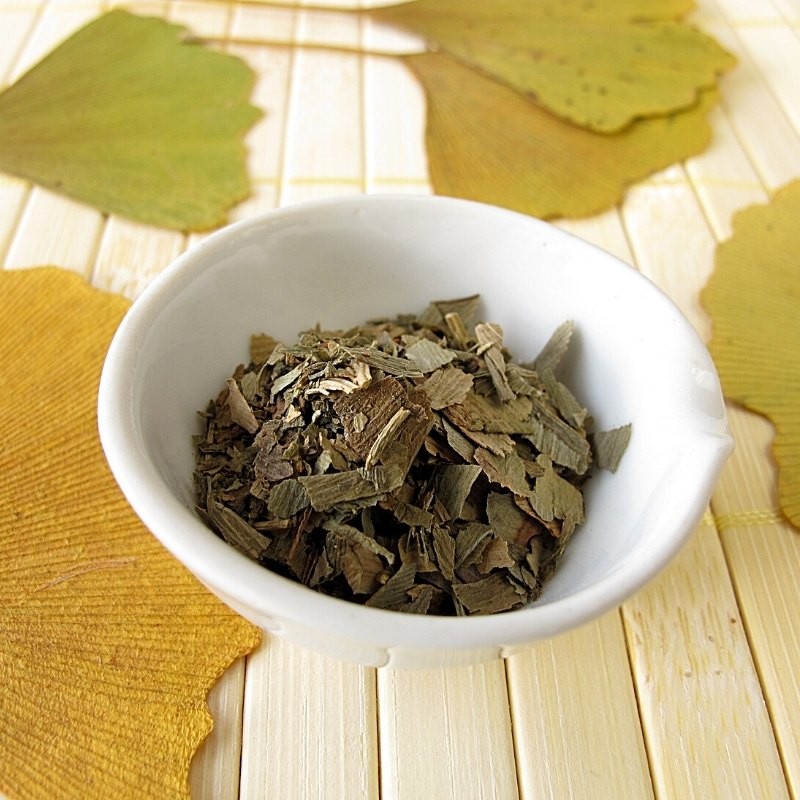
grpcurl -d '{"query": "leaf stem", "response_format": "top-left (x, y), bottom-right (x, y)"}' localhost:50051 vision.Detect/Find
top-left (199, 35), bottom-right (416, 59)
top-left (187, 0), bottom-right (366, 14)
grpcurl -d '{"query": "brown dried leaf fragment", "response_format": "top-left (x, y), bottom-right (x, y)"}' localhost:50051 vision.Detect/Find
top-left (403, 584), bottom-right (436, 614)
top-left (250, 333), bottom-right (280, 364)
top-left (225, 378), bottom-right (259, 434)
top-left (478, 538), bottom-right (516, 574)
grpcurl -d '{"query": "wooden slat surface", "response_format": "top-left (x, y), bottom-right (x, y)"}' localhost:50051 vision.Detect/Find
top-left (1, 1), bottom-right (799, 798)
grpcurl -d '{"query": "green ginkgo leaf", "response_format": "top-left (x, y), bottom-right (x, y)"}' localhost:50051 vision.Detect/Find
top-left (370, 0), bottom-right (734, 132)
top-left (0, 10), bottom-right (261, 230)
top-left (405, 51), bottom-right (716, 219)
top-left (702, 181), bottom-right (800, 529)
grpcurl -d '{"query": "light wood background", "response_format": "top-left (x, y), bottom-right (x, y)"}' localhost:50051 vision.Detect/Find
top-left (2, 0), bottom-right (799, 798)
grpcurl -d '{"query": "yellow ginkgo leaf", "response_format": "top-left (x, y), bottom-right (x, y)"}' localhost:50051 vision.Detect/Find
top-left (405, 51), bottom-right (716, 219)
top-left (702, 182), bottom-right (800, 530)
top-left (0, 267), bottom-right (261, 800)
top-left (370, 0), bottom-right (734, 132)
top-left (0, 10), bottom-right (261, 231)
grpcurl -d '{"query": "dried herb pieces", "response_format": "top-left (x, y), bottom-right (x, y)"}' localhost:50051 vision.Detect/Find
top-left (193, 297), bottom-right (630, 615)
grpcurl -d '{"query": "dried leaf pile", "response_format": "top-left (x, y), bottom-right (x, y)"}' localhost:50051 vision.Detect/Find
top-left (194, 296), bottom-right (630, 615)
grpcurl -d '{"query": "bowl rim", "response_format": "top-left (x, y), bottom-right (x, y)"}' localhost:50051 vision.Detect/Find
top-left (98, 193), bottom-right (733, 650)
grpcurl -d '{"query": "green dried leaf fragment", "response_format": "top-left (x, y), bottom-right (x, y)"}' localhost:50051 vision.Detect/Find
top-left (404, 338), bottom-right (457, 373)
top-left (390, 501), bottom-right (435, 528)
top-left (239, 371), bottom-right (260, 404)
top-left (421, 366), bottom-right (475, 410)
top-left (442, 416), bottom-right (477, 461)
top-left (403, 584), bottom-right (436, 614)
top-left (345, 346), bottom-right (423, 377)
top-left (443, 312), bottom-right (470, 350)
top-left (593, 424), bottom-right (633, 473)
top-left (540, 369), bottom-right (589, 429)
top-left (270, 362), bottom-right (305, 399)
top-left (530, 455), bottom-right (585, 535)
top-left (205, 498), bottom-right (269, 561)
top-left (399, 530), bottom-right (437, 572)
top-left (451, 573), bottom-right (525, 615)
top-left (433, 295), bottom-right (481, 330)
top-left (486, 491), bottom-right (541, 545)
top-left (475, 323), bottom-right (515, 402)
top-left (432, 527), bottom-right (456, 582)
top-left (366, 563), bottom-right (417, 609)
top-left (339, 546), bottom-right (385, 595)
top-left (527, 396), bottom-right (592, 474)
top-left (432, 464), bottom-right (483, 520)
top-left (299, 469), bottom-right (395, 513)
top-left (267, 479), bottom-right (310, 518)
top-left (365, 408), bottom-right (411, 469)
top-left (446, 391), bottom-right (534, 435)
top-left (462, 429), bottom-right (516, 456)
top-left (323, 520), bottom-right (396, 564)
top-left (334, 377), bottom-right (428, 463)
top-left (474, 447), bottom-right (532, 496)
top-left (454, 522), bottom-right (494, 568)
top-left (357, 462), bottom-right (407, 494)
top-left (532, 320), bottom-right (574, 375)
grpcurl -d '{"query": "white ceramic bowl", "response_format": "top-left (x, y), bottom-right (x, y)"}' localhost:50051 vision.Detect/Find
top-left (98, 195), bottom-right (733, 668)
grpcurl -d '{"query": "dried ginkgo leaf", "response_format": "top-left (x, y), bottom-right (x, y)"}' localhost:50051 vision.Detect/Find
top-left (702, 181), bottom-right (800, 529)
top-left (369, 0), bottom-right (734, 132)
top-left (0, 267), bottom-right (260, 800)
top-left (0, 10), bottom-right (261, 231)
top-left (405, 51), bottom-right (716, 219)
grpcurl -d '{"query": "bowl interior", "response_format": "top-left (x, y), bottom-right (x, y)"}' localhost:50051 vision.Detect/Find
top-left (105, 196), bottom-right (730, 641)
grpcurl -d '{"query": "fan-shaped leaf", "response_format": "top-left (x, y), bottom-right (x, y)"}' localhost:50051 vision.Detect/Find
top-left (702, 181), bottom-right (800, 529)
top-left (370, 0), bottom-right (734, 132)
top-left (405, 51), bottom-right (716, 219)
top-left (0, 267), bottom-right (261, 799)
top-left (0, 10), bottom-right (261, 230)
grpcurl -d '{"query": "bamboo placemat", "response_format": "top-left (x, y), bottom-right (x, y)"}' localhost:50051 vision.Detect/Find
top-left (1, 0), bottom-right (799, 798)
